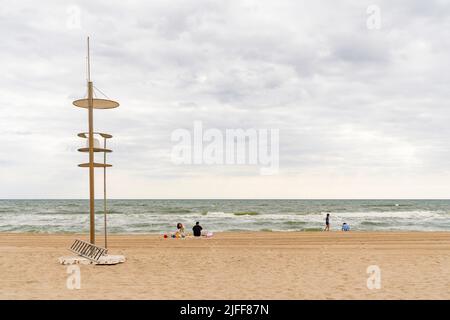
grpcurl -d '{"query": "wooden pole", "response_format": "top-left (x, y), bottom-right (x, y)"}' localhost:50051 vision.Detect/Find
top-left (87, 37), bottom-right (95, 245)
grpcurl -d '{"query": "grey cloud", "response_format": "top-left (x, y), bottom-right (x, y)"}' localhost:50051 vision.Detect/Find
top-left (1, 0), bottom-right (450, 198)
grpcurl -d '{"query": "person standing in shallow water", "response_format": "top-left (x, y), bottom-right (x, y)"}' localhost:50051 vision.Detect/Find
top-left (324, 213), bottom-right (330, 231)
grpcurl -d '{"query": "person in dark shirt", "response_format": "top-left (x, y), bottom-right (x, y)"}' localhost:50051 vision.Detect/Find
top-left (192, 221), bottom-right (203, 237)
top-left (324, 214), bottom-right (330, 231)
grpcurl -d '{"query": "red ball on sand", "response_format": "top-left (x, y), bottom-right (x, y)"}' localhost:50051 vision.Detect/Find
top-left (163, 234), bottom-right (168, 238)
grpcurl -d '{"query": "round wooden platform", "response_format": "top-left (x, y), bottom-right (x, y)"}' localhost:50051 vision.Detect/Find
top-left (78, 132), bottom-right (113, 139)
top-left (78, 163), bottom-right (112, 168)
top-left (73, 98), bottom-right (119, 109)
top-left (77, 147), bottom-right (112, 153)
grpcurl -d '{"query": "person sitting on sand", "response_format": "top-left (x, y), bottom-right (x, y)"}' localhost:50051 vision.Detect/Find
top-left (175, 222), bottom-right (186, 238)
top-left (192, 221), bottom-right (203, 237)
top-left (324, 213), bottom-right (330, 231)
top-left (342, 222), bottom-right (350, 232)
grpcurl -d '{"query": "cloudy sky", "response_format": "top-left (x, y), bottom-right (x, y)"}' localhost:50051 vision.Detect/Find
top-left (1, 0), bottom-right (450, 199)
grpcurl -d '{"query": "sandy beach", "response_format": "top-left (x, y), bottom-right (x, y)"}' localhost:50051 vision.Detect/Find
top-left (1, 232), bottom-right (449, 300)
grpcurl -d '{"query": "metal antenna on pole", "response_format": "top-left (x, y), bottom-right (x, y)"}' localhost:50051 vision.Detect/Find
top-left (87, 36), bottom-right (91, 82)
top-left (103, 136), bottom-right (108, 249)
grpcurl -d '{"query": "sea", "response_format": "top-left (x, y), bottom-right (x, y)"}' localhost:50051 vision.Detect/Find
top-left (0, 199), bottom-right (449, 234)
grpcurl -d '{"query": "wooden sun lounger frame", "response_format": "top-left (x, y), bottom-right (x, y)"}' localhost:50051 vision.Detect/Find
top-left (69, 239), bottom-right (108, 262)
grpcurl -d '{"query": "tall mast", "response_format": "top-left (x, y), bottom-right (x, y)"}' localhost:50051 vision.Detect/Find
top-left (73, 37), bottom-right (119, 247)
top-left (87, 36), bottom-right (95, 244)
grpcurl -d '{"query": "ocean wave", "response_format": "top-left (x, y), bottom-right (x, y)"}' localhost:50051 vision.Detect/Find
top-left (159, 208), bottom-right (192, 213)
top-left (95, 210), bottom-right (123, 214)
top-left (283, 221), bottom-right (307, 226)
top-left (320, 210), bottom-right (444, 219)
top-left (360, 203), bottom-right (413, 207)
top-left (234, 211), bottom-right (259, 216)
top-left (360, 221), bottom-right (391, 227)
top-left (2, 199), bottom-right (450, 233)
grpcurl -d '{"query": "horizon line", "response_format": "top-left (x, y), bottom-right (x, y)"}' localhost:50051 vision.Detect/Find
top-left (1, 198), bottom-right (450, 201)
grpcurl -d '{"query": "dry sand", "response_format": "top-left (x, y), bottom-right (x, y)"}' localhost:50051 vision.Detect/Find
top-left (1, 232), bottom-right (449, 299)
